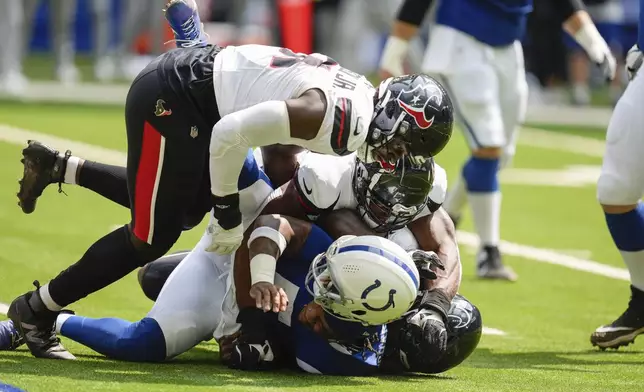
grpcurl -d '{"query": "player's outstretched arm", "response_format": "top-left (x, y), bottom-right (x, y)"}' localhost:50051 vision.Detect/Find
top-left (234, 214), bottom-right (312, 311)
top-left (380, 0), bottom-right (434, 78)
top-left (207, 91), bottom-right (326, 254)
top-left (408, 207), bottom-right (461, 299)
top-left (554, 0), bottom-right (616, 81)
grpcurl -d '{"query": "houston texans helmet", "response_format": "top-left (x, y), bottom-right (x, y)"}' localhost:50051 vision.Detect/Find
top-left (359, 74), bottom-right (453, 165)
top-left (353, 155), bottom-right (435, 233)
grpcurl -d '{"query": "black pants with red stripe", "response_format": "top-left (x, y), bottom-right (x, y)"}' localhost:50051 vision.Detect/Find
top-left (46, 59), bottom-right (212, 308)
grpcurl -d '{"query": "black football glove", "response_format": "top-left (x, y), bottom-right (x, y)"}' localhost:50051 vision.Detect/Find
top-left (396, 289), bottom-right (451, 371)
top-left (407, 250), bottom-right (445, 281)
top-left (227, 307), bottom-right (279, 371)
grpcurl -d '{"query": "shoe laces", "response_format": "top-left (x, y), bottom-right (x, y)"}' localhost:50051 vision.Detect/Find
top-left (165, 15), bottom-right (210, 48)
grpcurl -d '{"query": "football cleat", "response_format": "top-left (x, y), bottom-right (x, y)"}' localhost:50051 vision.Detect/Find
top-left (476, 245), bottom-right (518, 281)
top-left (164, 0), bottom-right (208, 48)
top-left (0, 320), bottom-right (24, 351)
top-left (591, 286), bottom-right (644, 350)
top-left (7, 282), bottom-right (75, 360)
top-left (17, 140), bottom-right (70, 214)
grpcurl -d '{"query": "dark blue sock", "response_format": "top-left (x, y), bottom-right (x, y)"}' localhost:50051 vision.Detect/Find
top-left (605, 202), bottom-right (644, 252)
top-left (60, 316), bottom-right (166, 362)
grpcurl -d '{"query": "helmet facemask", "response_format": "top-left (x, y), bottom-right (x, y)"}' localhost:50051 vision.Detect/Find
top-left (353, 156), bottom-right (435, 233)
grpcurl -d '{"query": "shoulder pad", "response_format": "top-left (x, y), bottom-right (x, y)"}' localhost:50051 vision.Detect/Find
top-left (295, 153), bottom-right (348, 216)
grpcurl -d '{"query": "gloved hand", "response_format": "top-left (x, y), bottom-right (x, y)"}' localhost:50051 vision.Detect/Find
top-left (407, 250), bottom-right (445, 281)
top-left (206, 220), bottom-right (243, 254)
top-left (626, 44), bottom-right (644, 81)
top-left (207, 193), bottom-right (243, 254)
top-left (379, 36), bottom-right (409, 79)
top-left (399, 308), bottom-right (448, 367)
top-left (595, 48), bottom-right (617, 82)
top-left (396, 289), bottom-right (451, 369)
top-left (227, 308), bottom-right (279, 371)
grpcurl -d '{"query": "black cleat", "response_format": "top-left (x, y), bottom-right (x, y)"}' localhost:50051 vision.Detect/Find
top-left (7, 282), bottom-right (76, 360)
top-left (476, 245), bottom-right (518, 281)
top-left (591, 285), bottom-right (644, 350)
top-left (17, 140), bottom-right (71, 214)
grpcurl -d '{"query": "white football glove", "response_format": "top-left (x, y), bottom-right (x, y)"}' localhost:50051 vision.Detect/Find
top-left (626, 44), bottom-right (644, 81)
top-left (206, 221), bottom-right (244, 254)
top-left (379, 36), bottom-right (409, 77)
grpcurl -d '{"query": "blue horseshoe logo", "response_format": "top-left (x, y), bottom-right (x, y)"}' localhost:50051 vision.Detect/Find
top-left (361, 279), bottom-right (396, 312)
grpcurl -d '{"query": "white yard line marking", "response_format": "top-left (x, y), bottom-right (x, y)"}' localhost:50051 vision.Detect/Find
top-left (482, 327), bottom-right (507, 336)
top-left (519, 127), bottom-right (605, 158)
top-left (0, 124), bottom-right (126, 166)
top-left (457, 231), bottom-right (629, 281)
top-left (501, 165), bottom-right (600, 187)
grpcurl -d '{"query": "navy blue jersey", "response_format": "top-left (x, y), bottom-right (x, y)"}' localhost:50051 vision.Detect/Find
top-left (267, 225), bottom-right (387, 375)
top-left (436, 0), bottom-right (533, 46)
top-left (639, 0), bottom-right (644, 47)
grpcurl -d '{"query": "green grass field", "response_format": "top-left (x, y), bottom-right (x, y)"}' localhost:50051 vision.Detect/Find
top-left (1, 100), bottom-right (642, 392)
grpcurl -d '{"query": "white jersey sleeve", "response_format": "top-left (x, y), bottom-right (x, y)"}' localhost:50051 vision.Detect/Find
top-left (213, 45), bottom-right (375, 156)
top-left (294, 153), bottom-right (357, 219)
top-left (413, 162), bottom-right (448, 221)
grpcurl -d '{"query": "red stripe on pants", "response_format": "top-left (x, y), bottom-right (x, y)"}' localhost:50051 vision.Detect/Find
top-left (133, 121), bottom-right (163, 243)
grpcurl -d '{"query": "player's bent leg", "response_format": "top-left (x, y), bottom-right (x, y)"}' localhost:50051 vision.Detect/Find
top-left (138, 251), bottom-right (188, 302)
top-left (9, 61), bottom-right (204, 360)
top-left (56, 315), bottom-right (166, 362)
top-left (593, 75), bottom-right (644, 349)
top-left (16, 140), bottom-right (132, 212)
top-left (146, 229), bottom-right (230, 358)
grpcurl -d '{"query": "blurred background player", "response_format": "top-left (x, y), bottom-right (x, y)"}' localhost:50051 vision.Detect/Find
top-left (379, 0), bottom-right (616, 281)
top-left (0, 0), bottom-right (114, 93)
top-left (567, 0), bottom-right (625, 106)
top-left (591, 0), bottom-right (644, 350)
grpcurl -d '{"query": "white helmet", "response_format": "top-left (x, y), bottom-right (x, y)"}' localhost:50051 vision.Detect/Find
top-left (305, 235), bottom-right (420, 326)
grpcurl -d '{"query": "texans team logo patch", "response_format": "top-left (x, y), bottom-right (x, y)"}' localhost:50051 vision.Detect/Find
top-left (397, 84), bottom-right (442, 129)
top-left (154, 99), bottom-right (172, 117)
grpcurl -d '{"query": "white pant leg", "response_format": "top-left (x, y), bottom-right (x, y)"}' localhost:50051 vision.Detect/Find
top-left (496, 40), bottom-right (528, 168)
top-left (147, 227), bottom-right (232, 358)
top-left (422, 25), bottom-right (504, 149)
top-left (597, 73), bottom-right (644, 206)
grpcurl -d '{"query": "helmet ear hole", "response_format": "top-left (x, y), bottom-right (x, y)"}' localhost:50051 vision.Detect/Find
top-left (352, 310), bottom-right (367, 316)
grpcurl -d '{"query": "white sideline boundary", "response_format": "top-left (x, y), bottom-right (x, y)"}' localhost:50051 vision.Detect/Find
top-left (0, 124), bottom-right (627, 337)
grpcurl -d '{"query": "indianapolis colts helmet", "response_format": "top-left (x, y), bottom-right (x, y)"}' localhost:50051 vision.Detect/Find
top-left (305, 235), bottom-right (420, 326)
top-left (353, 155), bottom-right (435, 233)
top-left (359, 74), bottom-right (453, 165)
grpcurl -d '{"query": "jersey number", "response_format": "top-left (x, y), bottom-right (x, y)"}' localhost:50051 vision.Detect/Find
top-left (270, 48), bottom-right (338, 69)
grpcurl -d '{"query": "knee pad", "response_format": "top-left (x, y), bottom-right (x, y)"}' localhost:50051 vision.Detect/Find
top-left (597, 171), bottom-right (642, 206)
top-left (462, 157), bottom-right (500, 193)
top-left (127, 226), bottom-right (177, 266)
top-left (113, 318), bottom-right (167, 362)
top-left (138, 251), bottom-right (188, 301)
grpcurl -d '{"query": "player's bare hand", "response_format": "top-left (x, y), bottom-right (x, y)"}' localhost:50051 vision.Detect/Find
top-left (250, 282), bottom-right (288, 313)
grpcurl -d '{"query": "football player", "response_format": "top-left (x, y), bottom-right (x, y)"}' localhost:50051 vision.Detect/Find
top-left (8, 0), bottom-right (453, 360)
top-left (591, 0), bottom-right (644, 350)
top-left (379, 0), bottom-right (616, 281)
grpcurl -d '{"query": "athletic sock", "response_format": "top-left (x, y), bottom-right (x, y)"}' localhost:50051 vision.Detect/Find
top-left (605, 202), bottom-right (644, 292)
top-left (78, 160), bottom-right (130, 208)
top-left (462, 157), bottom-right (501, 247)
top-left (45, 225), bottom-right (146, 308)
top-left (58, 315), bottom-right (166, 361)
top-left (443, 176), bottom-right (467, 220)
top-left (60, 155), bottom-right (82, 185)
